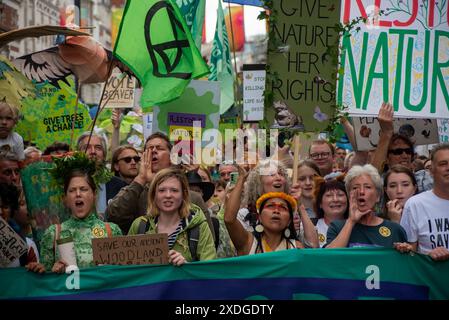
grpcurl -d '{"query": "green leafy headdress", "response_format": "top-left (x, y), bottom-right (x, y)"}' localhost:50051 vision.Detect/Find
top-left (49, 152), bottom-right (113, 189)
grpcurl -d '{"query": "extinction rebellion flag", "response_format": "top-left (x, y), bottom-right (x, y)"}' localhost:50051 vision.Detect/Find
top-left (114, 0), bottom-right (210, 107)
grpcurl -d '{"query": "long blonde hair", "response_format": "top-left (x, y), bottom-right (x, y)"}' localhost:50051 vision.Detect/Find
top-left (147, 168), bottom-right (191, 218)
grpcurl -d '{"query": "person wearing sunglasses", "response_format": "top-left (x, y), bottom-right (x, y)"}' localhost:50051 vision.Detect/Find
top-left (111, 145), bottom-right (141, 184)
top-left (371, 102), bottom-right (433, 193)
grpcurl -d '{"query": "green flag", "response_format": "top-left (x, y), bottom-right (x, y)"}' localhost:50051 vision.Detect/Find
top-left (114, 0), bottom-right (209, 107)
top-left (175, 0), bottom-right (206, 50)
top-left (209, 0), bottom-right (235, 114)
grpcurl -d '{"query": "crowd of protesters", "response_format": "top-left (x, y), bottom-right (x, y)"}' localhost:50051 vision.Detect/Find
top-left (1, 99), bottom-right (449, 276)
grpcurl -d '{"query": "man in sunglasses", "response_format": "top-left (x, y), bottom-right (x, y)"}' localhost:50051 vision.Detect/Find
top-left (106, 132), bottom-right (217, 240)
top-left (371, 102), bottom-right (433, 193)
top-left (111, 145), bottom-right (140, 184)
top-left (77, 132), bottom-right (127, 220)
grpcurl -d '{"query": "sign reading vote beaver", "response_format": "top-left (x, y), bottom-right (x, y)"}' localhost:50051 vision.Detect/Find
top-left (92, 234), bottom-right (169, 266)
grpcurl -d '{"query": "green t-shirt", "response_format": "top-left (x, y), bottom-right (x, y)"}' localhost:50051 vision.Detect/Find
top-left (326, 219), bottom-right (407, 248)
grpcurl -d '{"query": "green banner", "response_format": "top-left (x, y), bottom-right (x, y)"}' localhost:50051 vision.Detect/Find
top-left (20, 161), bottom-right (71, 246)
top-left (1, 248), bottom-right (448, 299)
top-left (266, 0), bottom-right (341, 131)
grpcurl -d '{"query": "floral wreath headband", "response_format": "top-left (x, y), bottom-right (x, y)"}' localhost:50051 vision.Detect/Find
top-left (48, 151), bottom-right (112, 189)
top-left (256, 192), bottom-right (297, 214)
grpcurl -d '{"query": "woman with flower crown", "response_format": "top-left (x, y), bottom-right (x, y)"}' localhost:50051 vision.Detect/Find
top-left (28, 152), bottom-right (122, 273)
top-left (224, 166), bottom-right (304, 255)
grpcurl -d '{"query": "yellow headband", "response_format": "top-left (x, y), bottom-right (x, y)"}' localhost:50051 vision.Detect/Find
top-left (256, 192), bottom-right (297, 214)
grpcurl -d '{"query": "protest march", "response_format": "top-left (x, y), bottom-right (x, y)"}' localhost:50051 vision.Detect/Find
top-left (0, 0), bottom-right (449, 302)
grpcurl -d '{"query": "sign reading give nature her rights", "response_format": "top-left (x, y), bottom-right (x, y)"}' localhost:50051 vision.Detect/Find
top-left (0, 217), bottom-right (28, 267)
top-left (338, 0), bottom-right (449, 118)
top-left (266, 0), bottom-right (341, 131)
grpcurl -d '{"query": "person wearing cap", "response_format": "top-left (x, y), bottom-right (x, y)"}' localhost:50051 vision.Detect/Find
top-left (225, 167), bottom-right (303, 255)
top-left (185, 170), bottom-right (215, 203)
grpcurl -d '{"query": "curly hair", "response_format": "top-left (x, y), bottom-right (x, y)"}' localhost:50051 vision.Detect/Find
top-left (0, 182), bottom-right (19, 215)
top-left (242, 159), bottom-right (291, 212)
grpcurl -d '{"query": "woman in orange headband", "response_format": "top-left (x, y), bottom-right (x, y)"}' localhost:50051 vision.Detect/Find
top-left (224, 166), bottom-right (304, 255)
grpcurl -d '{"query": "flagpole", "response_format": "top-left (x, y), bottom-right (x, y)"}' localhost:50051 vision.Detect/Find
top-left (226, 1), bottom-right (240, 106)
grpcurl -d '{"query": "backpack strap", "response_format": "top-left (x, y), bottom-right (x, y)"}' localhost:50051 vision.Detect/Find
top-left (210, 216), bottom-right (220, 250)
top-left (105, 223), bottom-right (112, 237)
top-left (187, 225), bottom-right (200, 262)
top-left (137, 218), bottom-right (149, 234)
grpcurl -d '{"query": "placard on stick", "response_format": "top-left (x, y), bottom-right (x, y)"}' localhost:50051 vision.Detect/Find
top-left (0, 217), bottom-right (28, 267)
top-left (92, 234), bottom-right (169, 266)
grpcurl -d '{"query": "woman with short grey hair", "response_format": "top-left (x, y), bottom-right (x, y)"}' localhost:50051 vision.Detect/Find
top-left (325, 164), bottom-right (408, 248)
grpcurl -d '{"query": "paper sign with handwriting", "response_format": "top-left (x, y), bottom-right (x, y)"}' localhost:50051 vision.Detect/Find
top-left (92, 233), bottom-right (169, 266)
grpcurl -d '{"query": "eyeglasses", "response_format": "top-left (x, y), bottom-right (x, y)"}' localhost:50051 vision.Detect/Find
top-left (118, 156), bottom-right (141, 163)
top-left (388, 148), bottom-right (413, 156)
top-left (310, 152), bottom-right (331, 160)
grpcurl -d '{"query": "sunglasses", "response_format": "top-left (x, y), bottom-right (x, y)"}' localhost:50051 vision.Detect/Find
top-left (388, 148), bottom-right (413, 156)
top-left (118, 156), bottom-right (141, 163)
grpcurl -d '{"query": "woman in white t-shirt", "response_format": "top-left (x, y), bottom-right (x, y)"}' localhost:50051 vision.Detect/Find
top-left (313, 176), bottom-right (349, 247)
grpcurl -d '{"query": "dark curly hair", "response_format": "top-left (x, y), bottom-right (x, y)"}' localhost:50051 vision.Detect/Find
top-left (0, 182), bottom-right (19, 215)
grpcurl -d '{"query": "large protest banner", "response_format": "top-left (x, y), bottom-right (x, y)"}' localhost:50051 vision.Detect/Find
top-left (1, 248), bottom-right (448, 300)
top-left (338, 0), bottom-right (449, 118)
top-left (266, 0), bottom-right (341, 131)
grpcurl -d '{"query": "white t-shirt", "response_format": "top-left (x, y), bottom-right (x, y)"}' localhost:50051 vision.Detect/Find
top-left (316, 218), bottom-right (328, 248)
top-left (400, 190), bottom-right (449, 254)
top-left (0, 132), bottom-right (25, 160)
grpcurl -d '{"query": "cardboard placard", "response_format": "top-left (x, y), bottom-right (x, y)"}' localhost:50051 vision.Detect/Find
top-left (103, 70), bottom-right (135, 108)
top-left (243, 64), bottom-right (265, 122)
top-left (92, 233), bottom-right (169, 266)
top-left (0, 217), bottom-right (28, 267)
top-left (266, 0), bottom-right (341, 131)
top-left (438, 119), bottom-right (449, 143)
top-left (353, 117), bottom-right (439, 151)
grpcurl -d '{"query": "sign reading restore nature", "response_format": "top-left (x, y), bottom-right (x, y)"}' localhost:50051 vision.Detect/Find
top-left (92, 234), bottom-right (169, 266)
top-left (338, 0), bottom-right (449, 118)
top-left (266, 0), bottom-right (341, 131)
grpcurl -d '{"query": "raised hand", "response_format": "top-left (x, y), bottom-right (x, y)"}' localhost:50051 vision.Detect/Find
top-left (290, 183), bottom-right (302, 203)
top-left (378, 102), bottom-right (394, 134)
top-left (135, 148), bottom-right (154, 185)
top-left (348, 189), bottom-right (372, 223)
top-left (386, 199), bottom-right (403, 223)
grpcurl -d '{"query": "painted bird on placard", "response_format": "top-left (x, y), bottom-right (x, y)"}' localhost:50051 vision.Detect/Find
top-left (313, 106), bottom-right (328, 122)
top-left (14, 35), bottom-right (134, 87)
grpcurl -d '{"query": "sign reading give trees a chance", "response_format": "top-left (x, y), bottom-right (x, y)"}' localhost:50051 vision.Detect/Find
top-left (266, 0), bottom-right (341, 131)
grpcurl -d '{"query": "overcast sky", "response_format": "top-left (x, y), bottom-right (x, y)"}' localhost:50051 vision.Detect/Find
top-left (204, 0), bottom-right (266, 42)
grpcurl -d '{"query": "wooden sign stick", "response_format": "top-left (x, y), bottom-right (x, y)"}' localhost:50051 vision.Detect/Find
top-left (292, 134), bottom-right (301, 184)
